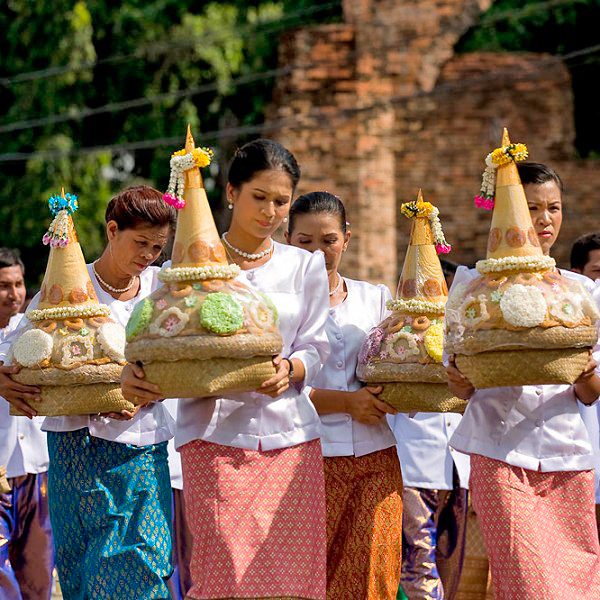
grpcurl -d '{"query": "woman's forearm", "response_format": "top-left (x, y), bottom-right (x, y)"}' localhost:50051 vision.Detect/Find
top-left (309, 388), bottom-right (351, 415)
top-left (575, 374), bottom-right (600, 406)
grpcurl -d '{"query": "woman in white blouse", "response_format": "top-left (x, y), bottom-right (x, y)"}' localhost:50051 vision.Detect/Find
top-left (171, 140), bottom-right (330, 600)
top-left (0, 186), bottom-right (177, 599)
top-left (447, 163), bottom-right (600, 599)
top-left (287, 191), bottom-right (402, 600)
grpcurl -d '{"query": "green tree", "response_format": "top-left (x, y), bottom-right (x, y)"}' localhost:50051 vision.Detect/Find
top-left (456, 0), bottom-right (600, 158)
top-left (0, 0), bottom-right (342, 288)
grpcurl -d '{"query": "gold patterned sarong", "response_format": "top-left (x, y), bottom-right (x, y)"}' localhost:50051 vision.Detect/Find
top-left (324, 446), bottom-right (403, 600)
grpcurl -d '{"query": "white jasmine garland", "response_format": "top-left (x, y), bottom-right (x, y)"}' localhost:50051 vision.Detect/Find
top-left (158, 264), bottom-right (240, 283)
top-left (499, 284), bottom-right (547, 327)
top-left (12, 329), bottom-right (54, 367)
top-left (26, 304), bottom-right (111, 323)
top-left (386, 298), bottom-right (446, 315)
top-left (97, 322), bottom-right (127, 362)
top-left (476, 255), bottom-right (555, 274)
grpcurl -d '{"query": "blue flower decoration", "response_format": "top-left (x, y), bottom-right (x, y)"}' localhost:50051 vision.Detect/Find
top-left (48, 192), bottom-right (78, 216)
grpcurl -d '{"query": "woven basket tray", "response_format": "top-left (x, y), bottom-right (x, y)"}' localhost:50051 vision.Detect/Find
top-left (141, 356), bottom-right (276, 398)
top-left (9, 383), bottom-right (133, 416)
top-left (455, 348), bottom-right (590, 389)
top-left (379, 382), bottom-right (467, 413)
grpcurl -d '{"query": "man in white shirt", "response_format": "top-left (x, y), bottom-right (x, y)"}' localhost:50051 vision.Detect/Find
top-left (0, 248), bottom-right (54, 599)
top-left (571, 232), bottom-right (600, 539)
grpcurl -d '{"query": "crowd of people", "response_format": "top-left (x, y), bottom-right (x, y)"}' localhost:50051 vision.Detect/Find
top-left (1, 138), bottom-right (599, 600)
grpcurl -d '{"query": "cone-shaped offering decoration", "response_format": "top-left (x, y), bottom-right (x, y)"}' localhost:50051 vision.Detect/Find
top-left (9, 189), bottom-right (133, 416)
top-left (445, 128), bottom-right (599, 388)
top-left (357, 191), bottom-right (466, 413)
top-left (124, 126), bottom-right (282, 398)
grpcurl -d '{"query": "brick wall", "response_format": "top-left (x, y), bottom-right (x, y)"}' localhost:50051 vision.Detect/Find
top-left (270, 0), bottom-right (600, 291)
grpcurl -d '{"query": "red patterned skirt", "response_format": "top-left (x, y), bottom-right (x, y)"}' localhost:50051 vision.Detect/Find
top-left (324, 446), bottom-right (403, 600)
top-left (470, 454), bottom-right (600, 599)
top-left (180, 439), bottom-right (326, 600)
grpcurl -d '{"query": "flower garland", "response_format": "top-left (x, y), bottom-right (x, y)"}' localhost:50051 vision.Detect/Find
top-left (387, 298), bottom-right (446, 315)
top-left (163, 146), bottom-right (214, 209)
top-left (475, 255), bottom-right (555, 275)
top-left (26, 304), bottom-right (111, 323)
top-left (158, 263), bottom-right (240, 283)
top-left (400, 199), bottom-right (451, 254)
top-left (43, 192), bottom-right (79, 247)
top-left (474, 143), bottom-right (528, 210)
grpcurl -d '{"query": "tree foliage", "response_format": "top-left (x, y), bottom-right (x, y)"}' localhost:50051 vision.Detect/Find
top-left (0, 0), bottom-right (342, 288)
top-left (456, 0), bottom-right (600, 158)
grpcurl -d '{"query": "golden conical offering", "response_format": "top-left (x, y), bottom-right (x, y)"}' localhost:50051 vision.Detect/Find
top-left (9, 189), bottom-right (134, 416)
top-left (357, 190), bottom-right (466, 413)
top-left (170, 126), bottom-right (227, 268)
top-left (446, 128), bottom-right (599, 388)
top-left (124, 126), bottom-right (282, 398)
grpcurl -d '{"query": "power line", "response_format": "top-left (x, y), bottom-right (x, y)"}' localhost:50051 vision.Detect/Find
top-left (0, 0), bottom-right (591, 136)
top-left (1, 44), bottom-right (594, 163)
top-left (0, 65), bottom-right (295, 134)
top-left (0, 1), bottom-right (342, 87)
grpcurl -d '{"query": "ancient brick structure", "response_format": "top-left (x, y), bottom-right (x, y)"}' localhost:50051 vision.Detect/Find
top-left (270, 0), bottom-right (600, 291)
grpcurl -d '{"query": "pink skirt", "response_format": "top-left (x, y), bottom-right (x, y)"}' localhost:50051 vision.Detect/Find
top-left (180, 439), bottom-right (327, 599)
top-left (470, 454), bottom-right (600, 599)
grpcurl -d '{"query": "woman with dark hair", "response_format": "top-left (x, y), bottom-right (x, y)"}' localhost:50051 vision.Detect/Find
top-left (286, 191), bottom-right (403, 600)
top-left (0, 185), bottom-right (178, 599)
top-left (447, 162), bottom-right (600, 598)
top-left (174, 140), bottom-right (330, 600)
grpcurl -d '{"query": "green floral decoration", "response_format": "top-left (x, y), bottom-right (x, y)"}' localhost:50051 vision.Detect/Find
top-left (200, 293), bottom-right (244, 335)
top-left (126, 298), bottom-right (154, 340)
top-left (258, 291), bottom-right (279, 323)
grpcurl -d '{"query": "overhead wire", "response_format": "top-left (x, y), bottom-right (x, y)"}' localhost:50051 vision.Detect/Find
top-left (1, 40), bottom-right (598, 163)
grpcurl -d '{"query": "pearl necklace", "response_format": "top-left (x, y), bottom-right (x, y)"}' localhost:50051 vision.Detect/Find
top-left (221, 233), bottom-right (273, 260)
top-left (93, 261), bottom-right (136, 293)
top-left (329, 273), bottom-right (343, 296)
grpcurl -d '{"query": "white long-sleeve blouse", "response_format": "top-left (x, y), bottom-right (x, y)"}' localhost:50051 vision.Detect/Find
top-left (176, 242), bottom-right (330, 452)
top-left (307, 277), bottom-right (397, 457)
top-left (448, 266), bottom-right (599, 472)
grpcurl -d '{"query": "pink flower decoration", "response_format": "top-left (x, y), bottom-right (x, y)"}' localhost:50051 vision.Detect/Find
top-left (359, 326), bottom-right (385, 365)
top-left (435, 243), bottom-right (452, 254)
top-left (474, 195), bottom-right (495, 210)
top-left (71, 344), bottom-right (81, 356)
top-left (163, 315), bottom-right (180, 331)
top-left (156, 298), bottom-right (167, 310)
top-left (163, 193), bottom-right (186, 209)
top-left (42, 233), bottom-right (51, 246)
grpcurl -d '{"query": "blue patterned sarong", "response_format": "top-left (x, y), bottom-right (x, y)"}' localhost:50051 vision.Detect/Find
top-left (47, 429), bottom-right (173, 600)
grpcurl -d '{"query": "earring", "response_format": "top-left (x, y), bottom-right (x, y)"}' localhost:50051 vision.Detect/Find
top-left (283, 217), bottom-right (288, 223)
top-left (227, 200), bottom-right (233, 210)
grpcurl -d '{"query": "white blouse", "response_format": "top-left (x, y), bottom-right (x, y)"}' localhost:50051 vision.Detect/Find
top-left (1, 314), bottom-right (50, 478)
top-left (448, 266), bottom-right (600, 472)
top-left (388, 413), bottom-right (470, 490)
top-left (307, 277), bottom-right (397, 457)
top-left (176, 242), bottom-right (330, 452)
top-left (0, 265), bottom-right (175, 447)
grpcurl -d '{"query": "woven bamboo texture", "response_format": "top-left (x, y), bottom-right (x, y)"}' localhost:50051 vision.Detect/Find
top-left (446, 326), bottom-right (597, 356)
top-left (455, 348), bottom-right (589, 388)
top-left (141, 356), bottom-right (276, 398)
top-left (12, 363), bottom-right (123, 386)
top-left (9, 383), bottom-right (133, 416)
top-left (126, 332), bottom-right (282, 362)
top-left (357, 362), bottom-right (447, 383)
top-left (379, 382), bottom-right (467, 413)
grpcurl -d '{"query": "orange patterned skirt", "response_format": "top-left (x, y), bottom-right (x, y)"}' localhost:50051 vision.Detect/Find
top-left (324, 446), bottom-right (403, 600)
top-left (180, 439), bottom-right (326, 600)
